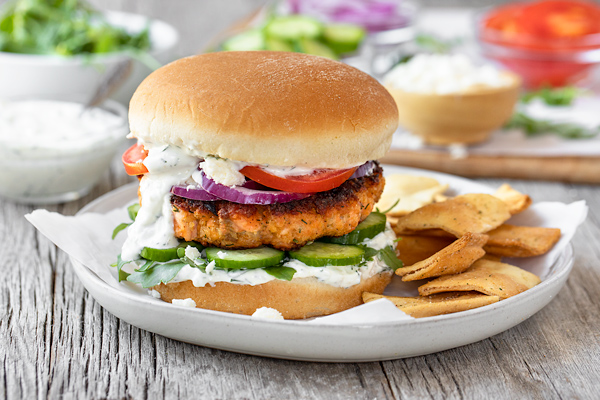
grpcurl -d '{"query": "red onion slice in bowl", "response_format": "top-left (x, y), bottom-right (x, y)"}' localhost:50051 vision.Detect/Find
top-left (199, 171), bottom-right (313, 204)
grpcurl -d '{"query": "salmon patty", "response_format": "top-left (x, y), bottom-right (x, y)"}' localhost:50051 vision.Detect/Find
top-left (170, 164), bottom-right (384, 250)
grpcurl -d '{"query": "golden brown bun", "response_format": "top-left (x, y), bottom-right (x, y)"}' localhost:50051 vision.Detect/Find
top-left (129, 51), bottom-right (398, 169)
top-left (154, 271), bottom-right (393, 319)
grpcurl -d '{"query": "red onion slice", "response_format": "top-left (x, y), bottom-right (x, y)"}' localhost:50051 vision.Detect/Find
top-left (171, 179), bottom-right (272, 202)
top-left (199, 171), bottom-right (313, 204)
top-left (171, 185), bottom-right (221, 201)
top-left (295, 0), bottom-right (411, 33)
top-left (349, 161), bottom-right (375, 180)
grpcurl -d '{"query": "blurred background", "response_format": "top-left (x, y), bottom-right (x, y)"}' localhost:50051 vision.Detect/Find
top-left (0, 1), bottom-right (521, 57)
top-left (74, 0), bottom-right (515, 56)
top-left (1, 0), bottom-right (599, 204)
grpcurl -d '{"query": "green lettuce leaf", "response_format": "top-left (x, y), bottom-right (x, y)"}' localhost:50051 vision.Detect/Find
top-left (264, 265), bottom-right (296, 281)
top-left (111, 222), bottom-right (131, 240)
top-left (127, 203), bottom-right (140, 221)
top-left (110, 254), bottom-right (130, 282)
top-left (378, 246), bottom-right (403, 271)
top-left (127, 261), bottom-right (186, 288)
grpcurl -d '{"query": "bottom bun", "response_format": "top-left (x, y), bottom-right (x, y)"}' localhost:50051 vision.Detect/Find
top-left (154, 271), bottom-right (393, 319)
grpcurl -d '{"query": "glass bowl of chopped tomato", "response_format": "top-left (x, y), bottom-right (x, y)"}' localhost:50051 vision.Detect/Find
top-left (475, 0), bottom-right (600, 88)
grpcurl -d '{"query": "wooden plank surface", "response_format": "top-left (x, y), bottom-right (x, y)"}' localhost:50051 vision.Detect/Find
top-left (2, 157), bottom-right (600, 399)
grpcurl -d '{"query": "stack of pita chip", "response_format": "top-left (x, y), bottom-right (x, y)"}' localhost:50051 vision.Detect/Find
top-left (366, 178), bottom-right (560, 318)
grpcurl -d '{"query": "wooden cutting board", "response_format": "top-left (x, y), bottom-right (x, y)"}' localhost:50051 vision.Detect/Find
top-left (380, 149), bottom-right (600, 184)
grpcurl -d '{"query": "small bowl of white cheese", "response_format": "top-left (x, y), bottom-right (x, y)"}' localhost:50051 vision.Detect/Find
top-left (0, 99), bottom-right (128, 204)
top-left (383, 53), bottom-right (521, 145)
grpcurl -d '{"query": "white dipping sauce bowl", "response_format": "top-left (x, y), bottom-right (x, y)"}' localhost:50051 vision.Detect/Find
top-left (0, 11), bottom-right (179, 104)
top-left (0, 99), bottom-right (128, 204)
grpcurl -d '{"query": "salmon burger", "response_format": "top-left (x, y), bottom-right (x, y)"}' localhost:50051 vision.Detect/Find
top-left (114, 51), bottom-right (400, 319)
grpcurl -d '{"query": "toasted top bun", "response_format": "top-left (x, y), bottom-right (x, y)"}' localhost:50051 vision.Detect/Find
top-left (129, 51), bottom-right (399, 169)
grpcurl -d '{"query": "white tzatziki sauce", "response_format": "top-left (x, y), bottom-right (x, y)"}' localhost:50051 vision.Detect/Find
top-left (195, 156), bottom-right (328, 182)
top-left (360, 223), bottom-right (396, 250)
top-left (0, 100), bottom-right (127, 202)
top-left (171, 298), bottom-right (197, 308)
top-left (259, 164), bottom-right (322, 177)
top-left (0, 100), bottom-right (125, 155)
top-left (252, 307), bottom-right (284, 320)
top-left (121, 145), bottom-right (199, 261)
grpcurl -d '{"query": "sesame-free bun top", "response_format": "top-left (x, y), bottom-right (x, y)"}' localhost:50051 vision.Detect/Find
top-left (129, 51), bottom-right (398, 168)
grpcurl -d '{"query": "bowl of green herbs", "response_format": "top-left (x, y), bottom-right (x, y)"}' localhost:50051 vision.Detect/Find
top-left (0, 0), bottom-right (179, 104)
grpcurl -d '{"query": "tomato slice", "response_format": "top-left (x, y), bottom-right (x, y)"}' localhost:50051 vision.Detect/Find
top-left (484, 0), bottom-right (600, 44)
top-left (122, 143), bottom-right (149, 176)
top-left (519, 1), bottom-right (599, 39)
top-left (240, 166), bottom-right (357, 193)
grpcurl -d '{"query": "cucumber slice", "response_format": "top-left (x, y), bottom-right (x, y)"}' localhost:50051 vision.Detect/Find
top-left (265, 37), bottom-right (294, 52)
top-left (323, 24), bottom-right (365, 54)
top-left (298, 38), bottom-right (338, 60)
top-left (140, 246), bottom-right (179, 262)
top-left (222, 29), bottom-right (265, 51)
top-left (265, 15), bottom-right (323, 41)
top-left (320, 212), bottom-right (387, 245)
top-left (205, 247), bottom-right (285, 270)
top-left (179, 241), bottom-right (204, 251)
top-left (142, 241), bottom-right (204, 262)
top-left (289, 242), bottom-right (365, 267)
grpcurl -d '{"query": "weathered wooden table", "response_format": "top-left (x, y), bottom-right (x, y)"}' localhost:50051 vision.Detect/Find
top-left (3, 158), bottom-right (600, 399)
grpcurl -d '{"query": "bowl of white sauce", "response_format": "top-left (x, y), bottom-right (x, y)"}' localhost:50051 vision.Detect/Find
top-left (0, 99), bottom-right (128, 204)
top-left (383, 53), bottom-right (521, 145)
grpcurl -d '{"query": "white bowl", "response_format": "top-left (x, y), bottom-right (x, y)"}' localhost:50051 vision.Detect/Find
top-left (0, 11), bottom-right (179, 105)
top-left (0, 99), bottom-right (128, 204)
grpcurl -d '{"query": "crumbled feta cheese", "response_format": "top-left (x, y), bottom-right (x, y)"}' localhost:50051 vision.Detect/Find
top-left (384, 54), bottom-right (512, 95)
top-left (205, 260), bottom-right (216, 274)
top-left (185, 245), bottom-right (201, 260)
top-left (198, 156), bottom-right (246, 186)
top-left (171, 298), bottom-right (197, 308)
top-left (148, 289), bottom-right (161, 299)
top-left (252, 307), bottom-right (284, 320)
top-left (216, 251), bottom-right (227, 259)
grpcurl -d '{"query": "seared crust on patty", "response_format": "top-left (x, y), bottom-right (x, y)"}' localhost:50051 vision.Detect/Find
top-left (171, 164), bottom-right (384, 250)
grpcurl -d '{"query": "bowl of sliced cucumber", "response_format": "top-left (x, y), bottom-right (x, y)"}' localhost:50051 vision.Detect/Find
top-left (219, 13), bottom-right (366, 60)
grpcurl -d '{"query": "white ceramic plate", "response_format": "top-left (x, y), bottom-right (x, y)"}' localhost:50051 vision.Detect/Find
top-left (70, 166), bottom-right (573, 362)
